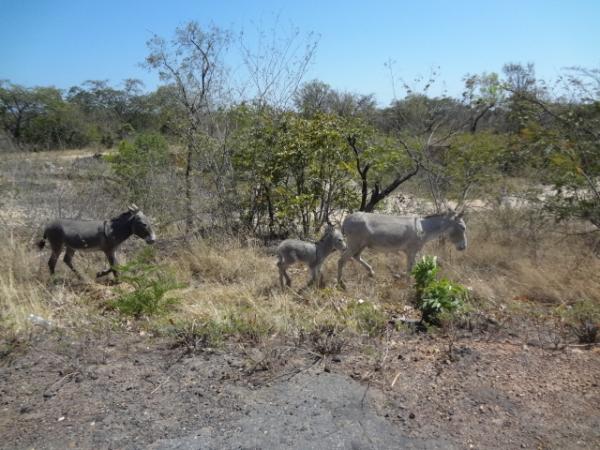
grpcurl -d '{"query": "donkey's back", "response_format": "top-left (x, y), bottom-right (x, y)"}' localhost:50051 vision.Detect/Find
top-left (342, 212), bottom-right (421, 251)
top-left (40, 219), bottom-right (107, 251)
top-left (277, 239), bottom-right (318, 266)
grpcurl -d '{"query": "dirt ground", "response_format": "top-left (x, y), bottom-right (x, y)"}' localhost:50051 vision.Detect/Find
top-left (1, 328), bottom-right (598, 450)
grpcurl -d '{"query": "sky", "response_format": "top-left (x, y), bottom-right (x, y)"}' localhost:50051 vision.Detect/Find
top-left (1, 0), bottom-right (599, 105)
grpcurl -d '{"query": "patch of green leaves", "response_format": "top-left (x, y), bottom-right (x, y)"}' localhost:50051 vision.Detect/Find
top-left (411, 256), bottom-right (468, 325)
top-left (109, 248), bottom-right (183, 318)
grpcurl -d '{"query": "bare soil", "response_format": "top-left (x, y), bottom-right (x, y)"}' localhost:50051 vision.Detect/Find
top-left (1, 328), bottom-right (598, 450)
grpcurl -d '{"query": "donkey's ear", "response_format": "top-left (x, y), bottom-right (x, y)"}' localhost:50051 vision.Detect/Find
top-left (128, 204), bottom-right (139, 213)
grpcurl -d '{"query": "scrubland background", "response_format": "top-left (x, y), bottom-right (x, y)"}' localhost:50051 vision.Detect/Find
top-left (1, 22), bottom-right (599, 450)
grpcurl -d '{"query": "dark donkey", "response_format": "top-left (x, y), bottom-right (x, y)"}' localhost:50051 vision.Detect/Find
top-left (37, 205), bottom-right (156, 279)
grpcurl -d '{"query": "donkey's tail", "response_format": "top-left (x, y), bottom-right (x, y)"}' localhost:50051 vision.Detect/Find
top-left (37, 231), bottom-right (47, 250)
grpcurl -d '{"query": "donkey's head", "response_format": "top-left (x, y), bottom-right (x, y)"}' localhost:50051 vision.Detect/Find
top-left (128, 204), bottom-right (156, 244)
top-left (323, 224), bottom-right (347, 252)
top-left (445, 210), bottom-right (467, 251)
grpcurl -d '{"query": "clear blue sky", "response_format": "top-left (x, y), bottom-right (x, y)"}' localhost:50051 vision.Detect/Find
top-left (1, 0), bottom-right (599, 105)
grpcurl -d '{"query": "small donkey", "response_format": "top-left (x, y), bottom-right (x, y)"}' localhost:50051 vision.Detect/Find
top-left (277, 225), bottom-right (347, 289)
top-left (37, 204), bottom-right (156, 279)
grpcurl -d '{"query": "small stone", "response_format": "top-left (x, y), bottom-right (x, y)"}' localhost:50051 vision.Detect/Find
top-left (409, 412), bottom-right (415, 419)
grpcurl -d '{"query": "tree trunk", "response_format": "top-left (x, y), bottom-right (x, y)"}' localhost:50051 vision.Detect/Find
top-left (362, 164), bottom-right (420, 212)
top-left (185, 141), bottom-right (194, 233)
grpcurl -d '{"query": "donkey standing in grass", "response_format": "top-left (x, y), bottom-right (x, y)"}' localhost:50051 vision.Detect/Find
top-left (37, 205), bottom-right (156, 279)
top-left (337, 210), bottom-right (467, 289)
top-left (277, 225), bottom-right (347, 289)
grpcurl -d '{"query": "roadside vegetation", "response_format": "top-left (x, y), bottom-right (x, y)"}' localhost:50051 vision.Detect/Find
top-left (1, 19), bottom-right (599, 380)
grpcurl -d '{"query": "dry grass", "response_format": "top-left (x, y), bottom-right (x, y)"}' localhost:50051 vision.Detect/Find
top-left (2, 206), bottom-right (599, 349)
top-left (0, 231), bottom-right (116, 336)
top-left (1, 149), bottom-right (599, 345)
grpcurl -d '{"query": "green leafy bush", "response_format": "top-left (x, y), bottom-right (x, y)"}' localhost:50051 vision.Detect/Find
top-left (110, 248), bottom-right (183, 318)
top-left (411, 255), bottom-right (439, 299)
top-left (411, 256), bottom-right (467, 325)
top-left (420, 279), bottom-right (468, 324)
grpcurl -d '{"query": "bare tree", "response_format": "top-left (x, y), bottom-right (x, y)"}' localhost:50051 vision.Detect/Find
top-left (239, 16), bottom-right (319, 108)
top-left (145, 22), bottom-right (231, 232)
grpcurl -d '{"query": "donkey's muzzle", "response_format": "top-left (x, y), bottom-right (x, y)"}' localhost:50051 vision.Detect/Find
top-left (145, 233), bottom-right (156, 245)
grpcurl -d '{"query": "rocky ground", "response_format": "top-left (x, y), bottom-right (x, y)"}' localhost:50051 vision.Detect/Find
top-left (1, 329), bottom-right (598, 450)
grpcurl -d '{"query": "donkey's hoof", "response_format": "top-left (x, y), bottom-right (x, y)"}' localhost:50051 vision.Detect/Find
top-left (337, 281), bottom-right (347, 291)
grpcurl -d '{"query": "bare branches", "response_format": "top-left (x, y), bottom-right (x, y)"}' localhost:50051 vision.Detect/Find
top-left (239, 17), bottom-right (319, 108)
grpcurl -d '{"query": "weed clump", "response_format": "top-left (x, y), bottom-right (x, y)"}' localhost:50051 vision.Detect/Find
top-left (344, 300), bottom-right (388, 337)
top-left (411, 256), bottom-right (468, 325)
top-left (110, 248), bottom-right (183, 318)
top-left (560, 299), bottom-right (600, 344)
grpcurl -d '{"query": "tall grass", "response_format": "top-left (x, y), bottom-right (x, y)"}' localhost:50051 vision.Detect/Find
top-left (2, 205), bottom-right (599, 345)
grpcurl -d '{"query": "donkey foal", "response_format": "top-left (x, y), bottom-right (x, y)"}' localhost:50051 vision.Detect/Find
top-left (277, 226), bottom-right (347, 289)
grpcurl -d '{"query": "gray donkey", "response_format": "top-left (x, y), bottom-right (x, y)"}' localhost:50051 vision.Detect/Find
top-left (337, 210), bottom-right (467, 288)
top-left (277, 225), bottom-right (347, 289)
top-left (37, 204), bottom-right (156, 279)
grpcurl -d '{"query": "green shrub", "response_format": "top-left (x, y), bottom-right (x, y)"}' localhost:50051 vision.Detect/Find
top-left (411, 256), bottom-right (467, 325)
top-left (420, 279), bottom-right (468, 324)
top-left (110, 248), bottom-right (183, 318)
top-left (411, 255), bottom-right (439, 298)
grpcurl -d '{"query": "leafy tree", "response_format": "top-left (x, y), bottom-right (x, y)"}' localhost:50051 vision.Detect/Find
top-left (516, 67), bottom-right (600, 231)
top-left (106, 133), bottom-right (170, 209)
top-left (345, 119), bottom-right (419, 212)
top-left (0, 82), bottom-right (48, 146)
top-left (462, 72), bottom-right (506, 133)
top-left (294, 80), bottom-right (377, 119)
top-left (233, 109), bottom-right (355, 236)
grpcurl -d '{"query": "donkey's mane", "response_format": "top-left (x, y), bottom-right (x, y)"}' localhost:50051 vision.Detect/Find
top-left (111, 210), bottom-right (135, 223)
top-left (423, 212), bottom-right (450, 219)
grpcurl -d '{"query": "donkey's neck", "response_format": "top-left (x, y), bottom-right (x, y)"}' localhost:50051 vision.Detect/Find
top-left (107, 217), bottom-right (134, 245)
top-left (315, 236), bottom-right (335, 260)
top-left (419, 217), bottom-right (451, 243)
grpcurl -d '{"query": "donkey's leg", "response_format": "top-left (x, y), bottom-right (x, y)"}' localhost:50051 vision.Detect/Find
top-left (96, 251), bottom-right (118, 279)
top-left (406, 250), bottom-right (418, 274)
top-left (282, 265), bottom-right (292, 287)
top-left (337, 247), bottom-right (358, 289)
top-left (277, 260), bottom-right (291, 289)
top-left (48, 250), bottom-right (61, 275)
top-left (63, 248), bottom-right (82, 278)
top-left (315, 263), bottom-right (326, 289)
top-left (353, 249), bottom-right (375, 277)
top-left (108, 252), bottom-right (119, 280)
top-left (306, 264), bottom-right (320, 288)
top-left (47, 242), bottom-right (63, 275)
